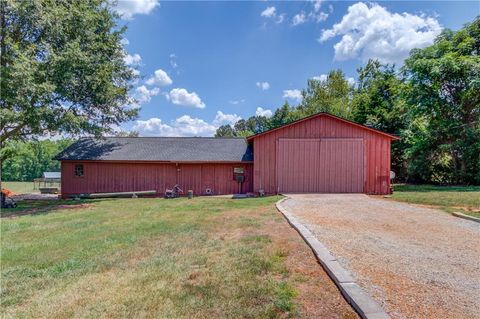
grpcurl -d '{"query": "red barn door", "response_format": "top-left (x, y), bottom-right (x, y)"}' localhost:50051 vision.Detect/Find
top-left (276, 138), bottom-right (364, 193)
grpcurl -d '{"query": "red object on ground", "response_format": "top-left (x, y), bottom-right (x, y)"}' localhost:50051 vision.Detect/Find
top-left (1, 188), bottom-right (16, 197)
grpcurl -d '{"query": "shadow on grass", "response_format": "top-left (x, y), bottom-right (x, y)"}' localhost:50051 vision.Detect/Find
top-left (1, 199), bottom-right (93, 218)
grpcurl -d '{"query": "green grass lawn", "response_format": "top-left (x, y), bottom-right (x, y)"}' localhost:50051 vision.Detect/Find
top-left (391, 184), bottom-right (480, 218)
top-left (1, 181), bottom-right (61, 194)
top-left (1, 181), bottom-right (38, 194)
top-left (0, 197), bottom-right (356, 318)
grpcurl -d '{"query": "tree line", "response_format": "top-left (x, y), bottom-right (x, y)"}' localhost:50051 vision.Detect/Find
top-left (1, 0), bottom-right (478, 185)
top-left (1, 139), bottom-right (73, 181)
top-left (216, 18), bottom-right (480, 185)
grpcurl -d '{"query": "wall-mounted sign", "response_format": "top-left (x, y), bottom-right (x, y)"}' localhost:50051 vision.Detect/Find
top-left (233, 167), bottom-right (244, 174)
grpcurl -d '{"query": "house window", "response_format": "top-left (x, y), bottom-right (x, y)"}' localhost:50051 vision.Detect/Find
top-left (74, 164), bottom-right (84, 177)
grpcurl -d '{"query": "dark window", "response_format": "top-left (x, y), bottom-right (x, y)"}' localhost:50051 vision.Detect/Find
top-left (74, 164), bottom-right (84, 177)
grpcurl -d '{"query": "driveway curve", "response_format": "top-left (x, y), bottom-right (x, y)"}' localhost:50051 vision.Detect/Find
top-left (282, 194), bottom-right (480, 319)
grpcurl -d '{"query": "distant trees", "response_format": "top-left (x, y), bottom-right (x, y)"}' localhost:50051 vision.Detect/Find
top-left (1, 139), bottom-right (73, 181)
top-left (215, 17), bottom-right (480, 185)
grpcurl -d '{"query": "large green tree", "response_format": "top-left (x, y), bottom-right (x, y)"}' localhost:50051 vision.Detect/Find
top-left (402, 17), bottom-right (480, 184)
top-left (297, 70), bottom-right (353, 119)
top-left (0, 0), bottom-right (137, 148)
top-left (352, 60), bottom-right (408, 179)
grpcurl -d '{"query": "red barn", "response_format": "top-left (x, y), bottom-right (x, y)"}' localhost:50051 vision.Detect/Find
top-left (57, 112), bottom-right (399, 198)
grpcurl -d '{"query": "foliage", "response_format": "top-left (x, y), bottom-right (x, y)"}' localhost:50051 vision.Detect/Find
top-left (352, 60), bottom-right (408, 179)
top-left (1, 139), bottom-right (73, 181)
top-left (215, 17), bottom-right (479, 185)
top-left (0, 0), bottom-right (138, 147)
top-left (214, 124), bottom-right (236, 137)
top-left (114, 130), bottom-right (139, 137)
top-left (297, 70), bottom-right (354, 119)
top-left (215, 115), bottom-right (271, 137)
top-left (402, 18), bottom-right (480, 184)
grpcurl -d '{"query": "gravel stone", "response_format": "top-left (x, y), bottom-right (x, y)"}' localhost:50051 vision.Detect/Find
top-left (283, 194), bottom-right (480, 319)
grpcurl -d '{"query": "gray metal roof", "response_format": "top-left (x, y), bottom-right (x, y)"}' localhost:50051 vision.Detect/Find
top-left (43, 172), bottom-right (61, 179)
top-left (55, 137), bottom-right (253, 162)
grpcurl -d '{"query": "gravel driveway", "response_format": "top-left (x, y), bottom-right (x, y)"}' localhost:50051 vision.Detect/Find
top-left (282, 194), bottom-right (480, 319)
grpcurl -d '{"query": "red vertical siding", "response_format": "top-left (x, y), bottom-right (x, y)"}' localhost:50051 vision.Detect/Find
top-left (252, 114), bottom-right (394, 195)
top-left (61, 161), bottom-right (253, 197)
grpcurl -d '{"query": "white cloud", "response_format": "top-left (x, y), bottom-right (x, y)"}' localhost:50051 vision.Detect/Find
top-left (114, 0), bottom-right (159, 20)
top-left (347, 77), bottom-right (355, 86)
top-left (229, 99), bottom-right (245, 105)
top-left (276, 14), bottom-right (285, 24)
top-left (313, 0), bottom-right (323, 12)
top-left (311, 11), bottom-right (328, 22)
top-left (131, 68), bottom-right (140, 78)
top-left (124, 53), bottom-right (142, 66)
top-left (167, 88), bottom-right (205, 109)
top-left (291, 0), bottom-right (328, 26)
top-left (134, 85), bottom-right (160, 104)
top-left (261, 6), bottom-right (276, 18)
top-left (312, 74), bottom-right (328, 82)
top-left (256, 107), bottom-right (273, 118)
top-left (133, 111), bottom-right (242, 137)
top-left (120, 38), bottom-right (130, 46)
top-left (169, 53), bottom-right (178, 68)
top-left (256, 81), bottom-right (270, 90)
top-left (283, 89), bottom-right (303, 101)
top-left (261, 6), bottom-right (285, 24)
top-left (146, 69), bottom-right (173, 86)
top-left (213, 111), bottom-right (241, 126)
top-left (292, 12), bottom-right (307, 26)
top-left (319, 2), bottom-right (442, 63)
top-left (133, 116), bottom-right (216, 137)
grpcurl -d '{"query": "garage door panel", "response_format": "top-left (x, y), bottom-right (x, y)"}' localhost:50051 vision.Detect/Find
top-left (277, 138), bottom-right (364, 193)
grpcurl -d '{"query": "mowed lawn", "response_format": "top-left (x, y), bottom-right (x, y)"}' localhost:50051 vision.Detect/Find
top-left (1, 181), bottom-right (39, 194)
top-left (1, 197), bottom-right (357, 319)
top-left (391, 184), bottom-right (480, 218)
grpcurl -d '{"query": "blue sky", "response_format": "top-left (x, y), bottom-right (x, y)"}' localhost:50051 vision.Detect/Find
top-left (115, 0), bottom-right (479, 136)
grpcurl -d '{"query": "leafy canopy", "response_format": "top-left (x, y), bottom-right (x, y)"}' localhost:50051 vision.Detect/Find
top-left (402, 17), bottom-right (480, 184)
top-left (0, 0), bottom-right (138, 146)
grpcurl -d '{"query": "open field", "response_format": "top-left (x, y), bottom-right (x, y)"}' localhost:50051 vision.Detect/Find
top-left (391, 184), bottom-right (480, 218)
top-left (1, 197), bottom-right (357, 318)
top-left (1, 181), bottom-right (38, 194)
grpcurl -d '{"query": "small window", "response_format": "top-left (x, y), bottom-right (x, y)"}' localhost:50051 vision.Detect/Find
top-left (74, 164), bottom-right (84, 177)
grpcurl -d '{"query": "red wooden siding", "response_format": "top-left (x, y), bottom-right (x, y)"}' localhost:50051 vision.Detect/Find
top-left (61, 162), bottom-right (253, 197)
top-left (277, 138), bottom-right (364, 193)
top-left (252, 114), bottom-right (393, 195)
